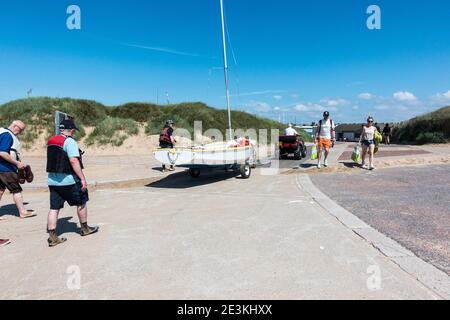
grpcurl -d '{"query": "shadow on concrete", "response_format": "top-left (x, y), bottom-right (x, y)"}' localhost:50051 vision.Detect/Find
top-left (267, 156), bottom-right (309, 170)
top-left (146, 170), bottom-right (240, 189)
top-left (57, 217), bottom-right (80, 236)
top-left (299, 163), bottom-right (317, 169)
top-left (0, 203), bottom-right (31, 218)
top-left (342, 162), bottom-right (362, 169)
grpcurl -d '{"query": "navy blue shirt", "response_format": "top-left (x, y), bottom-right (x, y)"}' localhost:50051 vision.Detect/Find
top-left (0, 129), bottom-right (17, 173)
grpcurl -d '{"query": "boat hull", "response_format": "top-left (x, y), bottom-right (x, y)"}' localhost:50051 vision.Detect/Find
top-left (154, 145), bottom-right (256, 167)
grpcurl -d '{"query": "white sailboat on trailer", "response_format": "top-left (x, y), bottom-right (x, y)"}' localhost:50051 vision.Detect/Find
top-left (153, 0), bottom-right (256, 179)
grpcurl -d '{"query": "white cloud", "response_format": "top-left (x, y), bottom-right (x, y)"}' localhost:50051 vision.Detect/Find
top-left (393, 91), bottom-right (417, 102)
top-left (432, 90), bottom-right (450, 102)
top-left (294, 103), bottom-right (337, 113)
top-left (273, 95), bottom-right (283, 100)
top-left (273, 106), bottom-right (281, 111)
top-left (358, 93), bottom-right (375, 100)
top-left (291, 94), bottom-right (300, 99)
top-left (246, 101), bottom-right (271, 113)
top-left (320, 98), bottom-right (349, 107)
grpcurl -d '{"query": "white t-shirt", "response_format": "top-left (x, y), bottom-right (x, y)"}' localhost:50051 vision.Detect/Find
top-left (285, 127), bottom-right (298, 136)
top-left (318, 119), bottom-right (335, 139)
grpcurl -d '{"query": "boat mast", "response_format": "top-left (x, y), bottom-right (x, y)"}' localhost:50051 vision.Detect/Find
top-left (220, 0), bottom-right (233, 141)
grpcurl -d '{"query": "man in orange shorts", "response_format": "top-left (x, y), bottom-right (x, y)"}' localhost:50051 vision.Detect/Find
top-left (315, 111), bottom-right (336, 169)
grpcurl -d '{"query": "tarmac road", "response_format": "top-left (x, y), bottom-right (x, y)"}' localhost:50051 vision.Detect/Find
top-left (311, 165), bottom-right (450, 275)
top-left (0, 169), bottom-right (439, 299)
top-left (268, 145), bottom-right (312, 169)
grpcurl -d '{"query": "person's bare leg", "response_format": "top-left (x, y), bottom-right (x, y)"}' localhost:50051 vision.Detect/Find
top-left (317, 143), bottom-right (323, 167)
top-left (12, 192), bottom-right (32, 218)
top-left (324, 148), bottom-right (330, 166)
top-left (369, 144), bottom-right (375, 169)
top-left (47, 209), bottom-right (60, 231)
top-left (361, 145), bottom-right (368, 167)
top-left (76, 204), bottom-right (88, 224)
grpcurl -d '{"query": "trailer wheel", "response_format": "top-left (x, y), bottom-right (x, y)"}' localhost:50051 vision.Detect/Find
top-left (240, 163), bottom-right (251, 179)
top-left (189, 168), bottom-right (201, 178)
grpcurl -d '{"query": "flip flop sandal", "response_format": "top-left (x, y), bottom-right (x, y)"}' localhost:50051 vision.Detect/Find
top-left (25, 165), bottom-right (34, 183)
top-left (0, 239), bottom-right (11, 247)
top-left (18, 169), bottom-right (26, 185)
top-left (48, 237), bottom-right (67, 247)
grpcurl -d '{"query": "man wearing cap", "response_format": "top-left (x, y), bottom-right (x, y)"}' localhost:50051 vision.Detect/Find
top-left (46, 119), bottom-right (98, 247)
top-left (315, 111), bottom-right (336, 169)
top-left (0, 120), bottom-right (36, 219)
top-left (159, 120), bottom-right (176, 172)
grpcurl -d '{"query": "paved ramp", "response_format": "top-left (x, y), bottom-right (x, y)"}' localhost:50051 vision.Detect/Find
top-left (0, 170), bottom-right (439, 299)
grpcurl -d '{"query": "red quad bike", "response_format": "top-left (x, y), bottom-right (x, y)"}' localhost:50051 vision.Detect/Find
top-left (278, 135), bottom-right (307, 160)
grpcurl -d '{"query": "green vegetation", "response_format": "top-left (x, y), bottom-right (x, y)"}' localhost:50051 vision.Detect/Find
top-left (85, 117), bottom-right (140, 147)
top-left (0, 97), bottom-right (102, 144)
top-left (392, 106), bottom-right (450, 145)
top-left (0, 97), bottom-right (308, 147)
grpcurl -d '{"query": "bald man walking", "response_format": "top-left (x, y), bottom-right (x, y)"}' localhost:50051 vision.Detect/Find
top-left (0, 120), bottom-right (36, 220)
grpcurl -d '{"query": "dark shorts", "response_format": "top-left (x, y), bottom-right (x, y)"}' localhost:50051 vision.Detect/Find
top-left (362, 140), bottom-right (376, 147)
top-left (49, 181), bottom-right (89, 210)
top-left (0, 172), bottom-right (23, 194)
top-left (159, 142), bottom-right (174, 149)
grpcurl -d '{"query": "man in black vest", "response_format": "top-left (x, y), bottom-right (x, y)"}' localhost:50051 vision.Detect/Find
top-left (46, 119), bottom-right (98, 247)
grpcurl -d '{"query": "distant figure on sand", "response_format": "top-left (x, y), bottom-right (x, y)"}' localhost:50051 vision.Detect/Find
top-left (285, 124), bottom-right (298, 136)
top-left (359, 116), bottom-right (378, 170)
top-left (315, 111), bottom-right (336, 169)
top-left (46, 119), bottom-right (99, 247)
top-left (0, 120), bottom-right (36, 219)
top-left (383, 123), bottom-right (392, 145)
top-left (159, 120), bottom-right (176, 172)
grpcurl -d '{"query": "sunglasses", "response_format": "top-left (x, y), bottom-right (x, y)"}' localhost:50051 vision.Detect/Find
top-left (368, 120), bottom-right (374, 123)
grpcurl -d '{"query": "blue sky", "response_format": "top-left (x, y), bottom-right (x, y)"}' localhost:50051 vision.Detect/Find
top-left (1, 0), bottom-right (450, 124)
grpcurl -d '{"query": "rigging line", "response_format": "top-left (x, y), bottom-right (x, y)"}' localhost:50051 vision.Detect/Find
top-left (223, 7), bottom-right (238, 67)
top-left (222, 3), bottom-right (242, 109)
